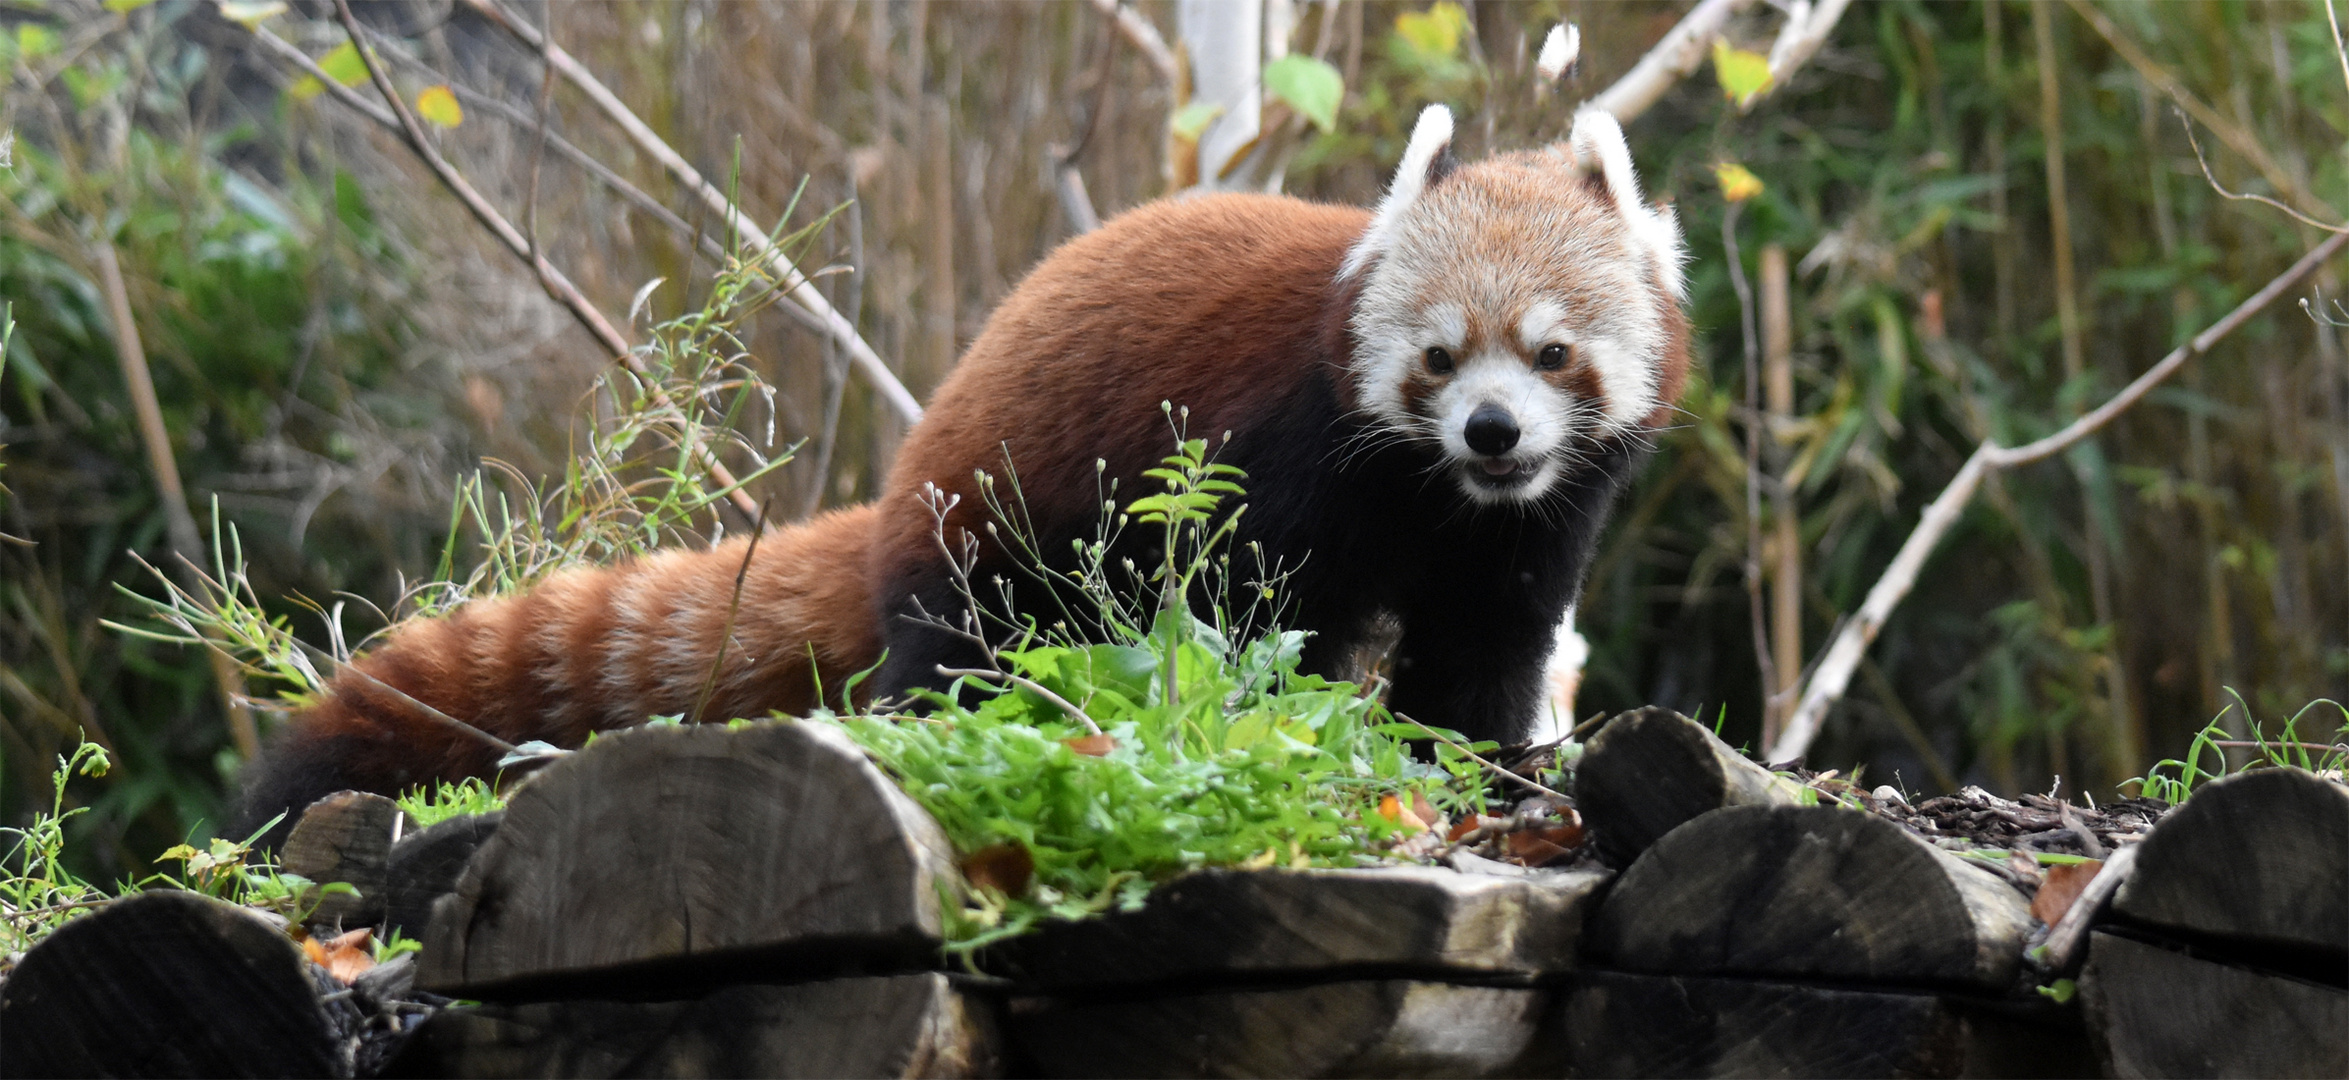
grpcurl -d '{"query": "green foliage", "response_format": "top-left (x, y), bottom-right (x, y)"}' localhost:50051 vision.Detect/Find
top-left (2128, 696), bottom-right (2349, 805)
top-left (394, 777), bottom-right (507, 829)
top-left (1265, 55), bottom-right (1345, 134)
top-left (834, 433), bottom-right (1491, 951)
top-left (0, 738), bottom-right (114, 955)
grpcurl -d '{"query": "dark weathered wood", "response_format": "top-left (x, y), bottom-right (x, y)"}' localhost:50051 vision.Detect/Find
top-left (1560, 969), bottom-right (2093, 1079)
top-left (0, 890), bottom-right (345, 1078)
top-left (280, 789), bottom-right (403, 930)
top-left (1587, 804), bottom-right (2034, 991)
top-left (381, 812), bottom-right (502, 942)
top-left (2111, 768), bottom-right (2348, 968)
top-left (1007, 979), bottom-right (1555, 1079)
top-left (1572, 706), bottom-right (1804, 865)
top-left (386, 974), bottom-right (999, 1079)
top-left (418, 721), bottom-right (956, 999)
top-left (982, 865), bottom-right (1608, 988)
top-left (2080, 929), bottom-right (2348, 1079)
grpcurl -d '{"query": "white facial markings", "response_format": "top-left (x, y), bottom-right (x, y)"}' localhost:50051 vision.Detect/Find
top-left (1518, 299), bottom-right (1569, 354)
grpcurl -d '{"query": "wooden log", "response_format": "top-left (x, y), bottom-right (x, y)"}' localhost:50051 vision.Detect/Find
top-left (1006, 979), bottom-right (1556, 1079)
top-left (2111, 768), bottom-right (2348, 974)
top-left (385, 974), bottom-right (999, 1079)
top-left (2080, 929), bottom-right (2347, 1079)
top-left (418, 721), bottom-right (957, 999)
top-left (1572, 706), bottom-right (1805, 865)
top-left (280, 789), bottom-right (404, 931)
top-left (0, 890), bottom-right (346, 1077)
top-left (381, 812), bottom-right (502, 943)
top-left (1560, 969), bottom-right (2093, 1079)
top-left (981, 865), bottom-right (1609, 988)
top-left (1586, 804), bottom-right (2034, 992)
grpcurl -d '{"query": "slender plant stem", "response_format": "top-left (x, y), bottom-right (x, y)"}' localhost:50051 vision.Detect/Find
top-left (936, 666), bottom-right (1104, 735)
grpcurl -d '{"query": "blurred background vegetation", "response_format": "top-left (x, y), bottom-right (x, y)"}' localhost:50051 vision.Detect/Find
top-left (3, 0), bottom-right (2342, 884)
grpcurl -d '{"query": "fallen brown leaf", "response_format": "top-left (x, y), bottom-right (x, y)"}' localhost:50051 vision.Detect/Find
top-left (1446, 814), bottom-right (1486, 843)
top-left (1379, 794), bottom-right (1429, 833)
top-left (304, 926), bottom-right (376, 984)
top-left (2031, 859), bottom-right (2103, 926)
top-left (1065, 733), bottom-right (1117, 757)
top-left (962, 842), bottom-right (1035, 896)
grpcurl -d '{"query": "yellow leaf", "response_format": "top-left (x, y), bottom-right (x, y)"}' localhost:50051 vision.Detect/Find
top-left (1395, 2), bottom-right (1469, 59)
top-left (1714, 161), bottom-right (1764, 203)
top-left (288, 76), bottom-right (323, 102)
top-left (415, 84), bottom-right (463, 128)
top-left (1711, 39), bottom-right (1773, 108)
top-left (215, 1), bottom-right (287, 30)
top-left (314, 41), bottom-right (370, 88)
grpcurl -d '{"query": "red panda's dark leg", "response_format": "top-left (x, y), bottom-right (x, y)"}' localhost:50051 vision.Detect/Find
top-left (871, 565), bottom-right (997, 705)
top-left (1385, 590), bottom-right (1563, 747)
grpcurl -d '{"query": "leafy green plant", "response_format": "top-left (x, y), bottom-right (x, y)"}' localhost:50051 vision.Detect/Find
top-left (832, 423), bottom-right (1496, 952)
top-left (0, 737), bottom-right (114, 955)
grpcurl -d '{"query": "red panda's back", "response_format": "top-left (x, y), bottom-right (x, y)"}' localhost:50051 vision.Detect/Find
top-left (879, 193), bottom-right (1370, 565)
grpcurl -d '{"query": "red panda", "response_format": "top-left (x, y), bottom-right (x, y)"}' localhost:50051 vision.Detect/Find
top-left (869, 103), bottom-right (1690, 745)
top-left (236, 504), bottom-right (879, 837)
top-left (240, 68), bottom-right (1689, 832)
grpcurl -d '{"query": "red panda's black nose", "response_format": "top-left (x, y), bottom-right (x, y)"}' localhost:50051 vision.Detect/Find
top-left (1465, 405), bottom-right (1520, 456)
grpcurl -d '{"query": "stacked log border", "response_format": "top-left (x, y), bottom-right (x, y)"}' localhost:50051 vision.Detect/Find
top-left (4, 713), bottom-right (2341, 1078)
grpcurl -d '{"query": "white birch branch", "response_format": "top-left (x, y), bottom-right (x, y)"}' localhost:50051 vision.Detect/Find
top-left (1087, 0), bottom-right (1182, 86)
top-left (1585, 0), bottom-right (1756, 123)
top-left (1767, 227), bottom-right (2349, 764)
top-left (458, 0), bottom-right (924, 425)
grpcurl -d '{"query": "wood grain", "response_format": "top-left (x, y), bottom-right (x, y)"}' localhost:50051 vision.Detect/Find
top-left (2080, 929), bottom-right (2347, 1079)
top-left (1007, 979), bottom-right (1556, 1078)
top-left (0, 890), bottom-right (343, 1077)
top-left (387, 974), bottom-right (999, 1079)
top-left (1560, 969), bottom-right (2093, 1079)
top-left (1572, 706), bottom-right (1804, 865)
top-left (1585, 804), bottom-right (2034, 991)
top-left (280, 789), bottom-right (403, 931)
top-left (2111, 768), bottom-right (2348, 967)
top-left (418, 721), bottom-right (956, 999)
top-left (381, 812), bottom-right (502, 943)
top-left (981, 865), bottom-right (1608, 988)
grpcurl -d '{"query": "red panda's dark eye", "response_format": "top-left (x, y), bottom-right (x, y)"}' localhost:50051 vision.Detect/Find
top-left (1424, 347), bottom-right (1455, 374)
top-left (1537, 343), bottom-right (1569, 370)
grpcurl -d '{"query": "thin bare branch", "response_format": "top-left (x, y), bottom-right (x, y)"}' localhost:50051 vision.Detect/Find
top-left (1585, 0), bottom-right (1756, 123)
top-left (937, 666), bottom-right (1103, 735)
top-left (319, 2), bottom-right (762, 522)
top-left (1751, 0), bottom-right (1854, 109)
top-left (1770, 227), bottom-right (2349, 763)
top-left (2178, 114), bottom-right (2349, 234)
top-left (1084, 0), bottom-right (1181, 86)
top-left (2066, 0), bottom-right (2341, 224)
top-left (456, 0), bottom-right (923, 426)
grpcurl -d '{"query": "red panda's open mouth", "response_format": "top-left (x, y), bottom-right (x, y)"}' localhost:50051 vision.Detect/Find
top-left (1478, 458), bottom-right (1520, 477)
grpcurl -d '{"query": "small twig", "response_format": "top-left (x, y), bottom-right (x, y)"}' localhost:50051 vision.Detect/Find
top-left (1083, 0), bottom-right (1180, 86)
top-left (320, 2), bottom-right (763, 523)
top-left (2176, 113), bottom-right (2348, 235)
top-left (1395, 713), bottom-right (1570, 802)
top-left (1771, 226), bottom-right (2349, 763)
top-left (936, 666), bottom-right (1103, 735)
top-left (2207, 739), bottom-right (2349, 754)
top-left (691, 498), bottom-right (771, 723)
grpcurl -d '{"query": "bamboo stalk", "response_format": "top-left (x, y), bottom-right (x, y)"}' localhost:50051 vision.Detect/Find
top-left (92, 239), bottom-right (257, 758)
top-left (1760, 244), bottom-right (1800, 737)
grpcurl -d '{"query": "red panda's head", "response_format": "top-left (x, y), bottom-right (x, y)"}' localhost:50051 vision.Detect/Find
top-left (1340, 71), bottom-right (1690, 506)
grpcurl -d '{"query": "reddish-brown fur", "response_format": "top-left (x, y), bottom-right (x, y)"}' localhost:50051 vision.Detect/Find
top-left (239, 504), bottom-right (879, 832)
top-left (875, 194), bottom-right (1373, 588)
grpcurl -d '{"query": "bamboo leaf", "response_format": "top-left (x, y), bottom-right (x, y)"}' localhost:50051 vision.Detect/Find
top-left (1264, 55), bottom-right (1343, 133)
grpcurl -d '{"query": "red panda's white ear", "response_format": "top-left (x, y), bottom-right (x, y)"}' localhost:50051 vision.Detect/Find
top-left (1569, 108), bottom-right (1688, 301)
top-left (1536, 24), bottom-right (1580, 84)
top-left (1339, 105), bottom-right (1456, 282)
